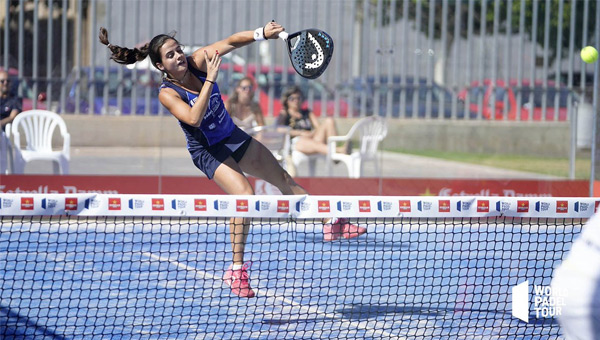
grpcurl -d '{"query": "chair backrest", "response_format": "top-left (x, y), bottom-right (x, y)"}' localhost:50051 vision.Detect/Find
top-left (351, 116), bottom-right (388, 156)
top-left (11, 110), bottom-right (69, 152)
top-left (250, 125), bottom-right (291, 162)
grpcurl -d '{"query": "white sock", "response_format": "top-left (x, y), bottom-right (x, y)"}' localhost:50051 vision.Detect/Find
top-left (232, 264), bottom-right (243, 270)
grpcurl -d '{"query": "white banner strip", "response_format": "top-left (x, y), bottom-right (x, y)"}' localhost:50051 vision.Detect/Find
top-left (0, 194), bottom-right (597, 219)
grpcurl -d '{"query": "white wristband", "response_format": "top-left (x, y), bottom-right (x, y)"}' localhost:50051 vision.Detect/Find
top-left (253, 27), bottom-right (266, 41)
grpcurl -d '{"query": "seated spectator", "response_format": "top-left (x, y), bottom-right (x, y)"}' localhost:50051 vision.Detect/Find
top-left (276, 86), bottom-right (349, 156)
top-left (0, 70), bottom-right (22, 131)
top-left (225, 77), bottom-right (265, 132)
top-left (0, 70), bottom-right (21, 174)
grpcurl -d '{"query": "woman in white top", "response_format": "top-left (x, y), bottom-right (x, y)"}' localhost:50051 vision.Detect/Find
top-left (225, 77), bottom-right (265, 132)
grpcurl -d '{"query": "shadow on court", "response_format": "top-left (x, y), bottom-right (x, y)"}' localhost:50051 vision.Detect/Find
top-left (0, 305), bottom-right (68, 340)
top-left (292, 232), bottom-right (414, 252)
top-left (336, 304), bottom-right (522, 320)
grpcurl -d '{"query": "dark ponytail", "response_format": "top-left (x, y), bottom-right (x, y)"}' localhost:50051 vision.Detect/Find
top-left (99, 27), bottom-right (149, 65)
top-left (99, 27), bottom-right (180, 74)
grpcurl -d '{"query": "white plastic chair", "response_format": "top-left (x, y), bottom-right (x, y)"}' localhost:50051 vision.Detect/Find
top-left (250, 125), bottom-right (291, 171)
top-left (11, 110), bottom-right (71, 174)
top-left (291, 151), bottom-right (324, 177)
top-left (326, 116), bottom-right (388, 178)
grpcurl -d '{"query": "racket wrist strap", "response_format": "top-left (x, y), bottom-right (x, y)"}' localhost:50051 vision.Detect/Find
top-left (253, 27), bottom-right (266, 41)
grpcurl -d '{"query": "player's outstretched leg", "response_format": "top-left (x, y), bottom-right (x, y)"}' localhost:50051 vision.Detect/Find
top-left (238, 139), bottom-right (367, 242)
top-left (213, 159), bottom-right (257, 298)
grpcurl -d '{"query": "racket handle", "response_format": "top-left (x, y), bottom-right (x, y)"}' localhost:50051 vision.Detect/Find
top-left (278, 31), bottom-right (288, 41)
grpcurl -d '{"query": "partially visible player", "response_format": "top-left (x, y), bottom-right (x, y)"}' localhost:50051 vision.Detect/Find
top-left (99, 22), bottom-right (366, 299)
top-left (551, 213), bottom-right (600, 339)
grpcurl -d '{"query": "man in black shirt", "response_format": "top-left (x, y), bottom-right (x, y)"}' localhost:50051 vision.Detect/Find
top-left (0, 70), bottom-right (22, 131)
top-left (0, 70), bottom-right (21, 173)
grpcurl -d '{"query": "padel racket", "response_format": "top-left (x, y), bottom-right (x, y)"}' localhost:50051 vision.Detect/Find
top-left (278, 29), bottom-right (334, 79)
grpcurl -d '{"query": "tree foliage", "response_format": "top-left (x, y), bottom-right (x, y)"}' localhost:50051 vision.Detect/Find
top-left (357, 0), bottom-right (597, 62)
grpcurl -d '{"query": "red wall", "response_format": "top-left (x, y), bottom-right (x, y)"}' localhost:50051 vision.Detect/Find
top-left (0, 175), bottom-right (592, 197)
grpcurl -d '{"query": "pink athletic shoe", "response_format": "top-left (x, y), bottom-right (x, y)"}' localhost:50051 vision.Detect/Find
top-left (223, 262), bottom-right (255, 298)
top-left (323, 218), bottom-right (367, 241)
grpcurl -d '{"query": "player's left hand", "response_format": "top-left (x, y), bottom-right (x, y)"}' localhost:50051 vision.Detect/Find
top-left (264, 21), bottom-right (284, 39)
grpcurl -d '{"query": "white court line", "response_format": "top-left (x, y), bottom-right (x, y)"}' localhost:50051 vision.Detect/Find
top-left (141, 251), bottom-right (403, 340)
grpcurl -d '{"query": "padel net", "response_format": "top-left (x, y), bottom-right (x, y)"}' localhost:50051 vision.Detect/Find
top-left (0, 194), bottom-right (596, 339)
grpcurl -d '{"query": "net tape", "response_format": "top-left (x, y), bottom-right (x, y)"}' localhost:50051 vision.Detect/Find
top-left (0, 194), bottom-right (597, 218)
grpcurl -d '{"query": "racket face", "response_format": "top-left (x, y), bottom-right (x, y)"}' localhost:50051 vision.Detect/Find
top-left (286, 29), bottom-right (334, 79)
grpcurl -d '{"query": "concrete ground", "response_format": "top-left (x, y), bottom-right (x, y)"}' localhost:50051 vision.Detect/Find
top-left (19, 146), bottom-right (558, 179)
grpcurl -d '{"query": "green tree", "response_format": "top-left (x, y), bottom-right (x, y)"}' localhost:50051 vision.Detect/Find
top-left (358, 0), bottom-right (597, 65)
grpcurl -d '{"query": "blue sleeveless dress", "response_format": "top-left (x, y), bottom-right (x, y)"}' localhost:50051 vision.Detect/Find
top-left (160, 61), bottom-right (252, 179)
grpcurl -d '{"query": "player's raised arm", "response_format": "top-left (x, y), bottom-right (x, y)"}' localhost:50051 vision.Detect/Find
top-left (189, 21), bottom-right (284, 72)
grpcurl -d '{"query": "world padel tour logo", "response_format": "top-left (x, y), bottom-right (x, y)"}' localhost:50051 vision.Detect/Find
top-left (512, 280), bottom-right (567, 323)
top-left (377, 201), bottom-right (392, 212)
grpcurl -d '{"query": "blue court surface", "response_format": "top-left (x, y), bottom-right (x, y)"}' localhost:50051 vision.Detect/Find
top-left (0, 218), bottom-right (578, 339)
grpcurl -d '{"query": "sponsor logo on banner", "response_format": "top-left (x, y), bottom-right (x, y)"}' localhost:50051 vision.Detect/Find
top-left (108, 198), bottom-right (121, 210)
top-left (236, 199), bottom-right (249, 212)
top-left (0, 198), bottom-right (13, 209)
top-left (277, 200), bottom-right (289, 213)
top-left (456, 201), bottom-right (472, 212)
top-left (152, 198), bottom-right (165, 211)
top-left (318, 200), bottom-right (331, 213)
top-left (399, 200), bottom-right (411, 212)
top-left (417, 201), bottom-right (432, 212)
top-left (517, 200), bottom-right (530, 213)
top-left (41, 198), bottom-right (57, 209)
top-left (359, 200), bottom-right (371, 213)
top-left (129, 199), bottom-right (144, 210)
top-left (171, 199), bottom-right (187, 210)
top-left (214, 200), bottom-right (229, 211)
top-left (377, 201), bottom-right (392, 212)
top-left (575, 201), bottom-right (591, 213)
top-left (296, 201), bottom-right (310, 212)
top-left (496, 201), bottom-right (511, 213)
top-left (255, 200), bottom-right (270, 211)
top-left (21, 197), bottom-right (34, 210)
top-left (477, 200), bottom-right (489, 213)
top-left (556, 201), bottom-right (568, 213)
top-left (337, 201), bottom-right (352, 212)
top-left (535, 201), bottom-right (550, 212)
top-left (65, 198), bottom-right (78, 211)
top-left (439, 200), bottom-right (450, 213)
top-left (194, 199), bottom-right (207, 211)
top-left (85, 198), bottom-right (100, 209)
